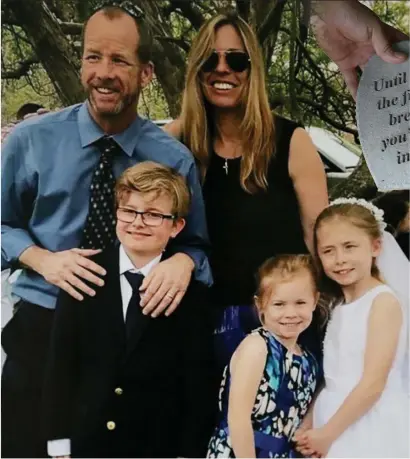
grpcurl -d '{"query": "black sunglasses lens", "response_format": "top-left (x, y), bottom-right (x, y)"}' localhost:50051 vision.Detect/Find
top-left (201, 52), bottom-right (219, 72)
top-left (226, 52), bottom-right (250, 72)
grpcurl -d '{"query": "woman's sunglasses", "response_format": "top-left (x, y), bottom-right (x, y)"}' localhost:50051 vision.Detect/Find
top-left (201, 50), bottom-right (251, 73)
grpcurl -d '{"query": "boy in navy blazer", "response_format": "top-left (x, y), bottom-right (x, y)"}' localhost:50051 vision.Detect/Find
top-left (43, 161), bottom-right (216, 458)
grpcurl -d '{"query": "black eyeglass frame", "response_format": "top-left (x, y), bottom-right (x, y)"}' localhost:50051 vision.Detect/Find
top-left (201, 50), bottom-right (251, 73)
top-left (116, 207), bottom-right (176, 227)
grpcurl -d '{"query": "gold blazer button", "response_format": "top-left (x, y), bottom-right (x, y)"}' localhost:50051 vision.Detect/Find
top-left (106, 421), bottom-right (116, 431)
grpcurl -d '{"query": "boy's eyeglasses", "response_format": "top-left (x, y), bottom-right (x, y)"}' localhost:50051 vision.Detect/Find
top-left (201, 50), bottom-right (251, 73)
top-left (94, 1), bottom-right (144, 21)
top-left (117, 208), bottom-right (176, 227)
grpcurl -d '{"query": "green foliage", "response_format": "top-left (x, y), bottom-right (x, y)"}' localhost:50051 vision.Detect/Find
top-left (138, 78), bottom-right (170, 120)
top-left (1, 26), bottom-right (61, 121)
top-left (2, 0), bottom-right (409, 130)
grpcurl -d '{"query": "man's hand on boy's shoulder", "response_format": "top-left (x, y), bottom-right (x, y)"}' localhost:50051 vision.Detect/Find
top-left (20, 246), bottom-right (106, 302)
top-left (139, 253), bottom-right (195, 318)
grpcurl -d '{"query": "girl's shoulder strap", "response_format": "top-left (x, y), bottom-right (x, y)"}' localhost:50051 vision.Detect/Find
top-left (254, 328), bottom-right (287, 387)
top-left (253, 328), bottom-right (286, 361)
top-left (302, 346), bottom-right (322, 379)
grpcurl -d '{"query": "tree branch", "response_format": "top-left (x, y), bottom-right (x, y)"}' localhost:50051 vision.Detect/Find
top-left (155, 35), bottom-right (190, 53)
top-left (297, 96), bottom-right (358, 136)
top-left (2, 57), bottom-right (40, 79)
top-left (168, 0), bottom-right (205, 30)
top-left (257, 0), bottom-right (287, 45)
top-left (236, 0), bottom-right (251, 21)
top-left (59, 21), bottom-right (83, 35)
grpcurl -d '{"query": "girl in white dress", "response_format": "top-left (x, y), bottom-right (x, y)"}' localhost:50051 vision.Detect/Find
top-left (294, 198), bottom-right (409, 458)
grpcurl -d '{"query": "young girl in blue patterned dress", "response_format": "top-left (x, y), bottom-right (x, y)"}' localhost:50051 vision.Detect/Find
top-left (207, 254), bottom-right (322, 458)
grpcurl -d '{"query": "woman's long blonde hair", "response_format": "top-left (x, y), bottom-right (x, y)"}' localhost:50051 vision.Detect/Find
top-left (180, 14), bottom-right (275, 193)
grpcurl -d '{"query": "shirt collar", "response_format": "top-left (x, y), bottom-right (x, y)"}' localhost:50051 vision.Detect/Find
top-left (119, 245), bottom-right (162, 278)
top-left (77, 102), bottom-right (144, 157)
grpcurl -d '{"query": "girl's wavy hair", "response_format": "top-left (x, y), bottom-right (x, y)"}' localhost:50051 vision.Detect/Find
top-left (313, 203), bottom-right (384, 305)
top-left (180, 13), bottom-right (275, 193)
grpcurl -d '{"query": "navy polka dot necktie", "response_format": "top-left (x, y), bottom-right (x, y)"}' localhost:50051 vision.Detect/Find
top-left (81, 136), bottom-right (120, 249)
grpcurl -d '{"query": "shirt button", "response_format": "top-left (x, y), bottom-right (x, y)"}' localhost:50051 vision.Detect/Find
top-left (114, 387), bottom-right (123, 395)
top-left (106, 421), bottom-right (116, 431)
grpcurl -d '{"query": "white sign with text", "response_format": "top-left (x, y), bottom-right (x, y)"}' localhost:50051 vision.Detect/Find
top-left (357, 40), bottom-right (409, 191)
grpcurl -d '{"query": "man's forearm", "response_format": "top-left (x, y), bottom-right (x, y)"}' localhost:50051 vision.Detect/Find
top-left (171, 245), bottom-right (212, 286)
top-left (19, 245), bottom-right (51, 275)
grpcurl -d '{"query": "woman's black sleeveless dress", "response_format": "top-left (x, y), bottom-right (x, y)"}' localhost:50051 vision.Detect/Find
top-left (203, 116), bottom-right (323, 372)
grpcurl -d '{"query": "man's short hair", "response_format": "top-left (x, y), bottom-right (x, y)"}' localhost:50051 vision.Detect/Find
top-left (82, 4), bottom-right (153, 63)
top-left (16, 103), bottom-right (44, 120)
top-left (115, 161), bottom-right (191, 217)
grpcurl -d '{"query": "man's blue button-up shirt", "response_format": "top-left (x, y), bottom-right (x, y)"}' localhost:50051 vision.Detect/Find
top-left (1, 103), bottom-right (212, 309)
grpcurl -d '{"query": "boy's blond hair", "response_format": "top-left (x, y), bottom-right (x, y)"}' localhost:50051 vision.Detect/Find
top-left (115, 161), bottom-right (191, 217)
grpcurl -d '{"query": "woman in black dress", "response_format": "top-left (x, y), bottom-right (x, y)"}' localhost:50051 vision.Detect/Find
top-left (165, 14), bottom-right (328, 372)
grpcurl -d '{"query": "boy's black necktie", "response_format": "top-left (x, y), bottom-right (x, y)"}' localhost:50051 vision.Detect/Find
top-left (80, 136), bottom-right (120, 250)
top-left (124, 271), bottom-right (145, 340)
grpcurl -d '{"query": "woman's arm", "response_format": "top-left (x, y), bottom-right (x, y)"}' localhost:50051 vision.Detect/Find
top-left (228, 334), bottom-right (267, 458)
top-left (289, 127), bottom-right (328, 253)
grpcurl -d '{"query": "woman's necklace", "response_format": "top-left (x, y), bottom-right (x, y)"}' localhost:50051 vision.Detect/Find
top-left (215, 140), bottom-right (241, 175)
top-left (223, 158), bottom-right (229, 175)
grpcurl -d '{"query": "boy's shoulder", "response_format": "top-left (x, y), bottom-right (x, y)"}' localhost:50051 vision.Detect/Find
top-left (89, 244), bottom-right (120, 268)
top-left (183, 279), bottom-right (210, 304)
top-left (174, 279), bottom-right (211, 319)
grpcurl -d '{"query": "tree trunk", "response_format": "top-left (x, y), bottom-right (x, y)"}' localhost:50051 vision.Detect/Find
top-left (152, 52), bottom-right (185, 118)
top-left (5, 0), bottom-right (83, 106)
top-left (136, 0), bottom-right (187, 118)
top-left (330, 156), bottom-right (375, 198)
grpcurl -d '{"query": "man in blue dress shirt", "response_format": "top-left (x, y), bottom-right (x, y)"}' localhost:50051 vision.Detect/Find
top-left (1, 3), bottom-right (211, 457)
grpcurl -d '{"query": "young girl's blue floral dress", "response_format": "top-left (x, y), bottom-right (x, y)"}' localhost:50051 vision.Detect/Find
top-left (207, 327), bottom-right (320, 458)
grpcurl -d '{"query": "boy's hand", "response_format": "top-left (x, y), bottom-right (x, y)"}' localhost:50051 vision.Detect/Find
top-left (139, 253), bottom-right (194, 317)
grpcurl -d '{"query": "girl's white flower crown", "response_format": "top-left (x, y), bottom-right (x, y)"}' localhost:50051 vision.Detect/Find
top-left (329, 197), bottom-right (387, 232)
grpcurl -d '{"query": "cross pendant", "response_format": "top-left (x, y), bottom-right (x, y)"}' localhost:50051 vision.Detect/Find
top-left (223, 159), bottom-right (228, 175)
